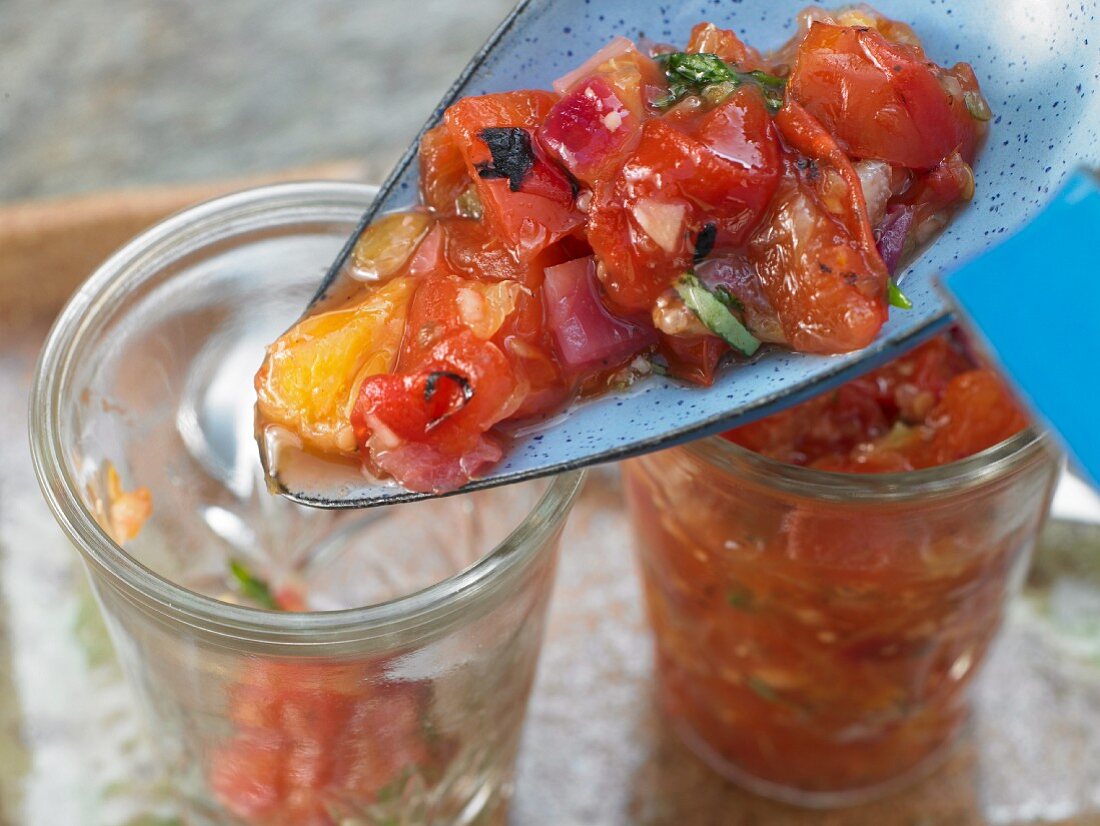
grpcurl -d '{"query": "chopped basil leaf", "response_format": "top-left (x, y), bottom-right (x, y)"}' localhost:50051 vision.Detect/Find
top-left (713, 285), bottom-right (746, 313)
top-left (747, 676), bottom-right (779, 702)
top-left (476, 128), bottom-right (536, 192)
top-left (656, 52), bottom-right (786, 113)
top-left (744, 69), bottom-right (788, 92)
top-left (727, 587), bottom-right (755, 611)
top-left (675, 273), bottom-right (761, 356)
top-left (658, 52), bottom-right (734, 98)
top-left (887, 278), bottom-right (913, 310)
top-left (229, 559), bottom-right (279, 610)
top-left (375, 768), bottom-right (414, 804)
top-left (747, 674), bottom-right (807, 712)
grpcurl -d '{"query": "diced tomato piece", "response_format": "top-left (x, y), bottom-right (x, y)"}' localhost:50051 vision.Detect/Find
top-left (353, 329), bottom-right (525, 492)
top-left (587, 88), bottom-right (781, 313)
top-left (419, 124), bottom-right (471, 214)
top-left (444, 91), bottom-right (584, 261)
top-left (435, 216), bottom-right (573, 286)
top-left (210, 729), bottom-right (289, 822)
top-left (747, 170), bottom-right (887, 354)
top-left (909, 153), bottom-right (975, 208)
top-left (658, 333), bottom-right (727, 386)
top-left (775, 99), bottom-right (880, 254)
top-left (911, 369), bottom-right (1029, 468)
top-left (273, 585), bottom-right (308, 612)
top-left (210, 660), bottom-right (439, 825)
top-left (255, 278), bottom-right (417, 456)
top-left (895, 150), bottom-right (976, 237)
top-left (445, 89), bottom-right (559, 144)
top-left (543, 256), bottom-right (656, 371)
top-left (686, 22), bottom-right (764, 71)
top-left (439, 217), bottom-right (530, 284)
top-left (400, 271), bottom-right (518, 360)
top-left (494, 280), bottom-right (573, 419)
top-left (672, 90), bottom-right (782, 222)
top-left (739, 102), bottom-right (888, 354)
top-left (788, 22), bottom-right (985, 169)
top-left (356, 370), bottom-right (473, 444)
top-left (400, 259), bottom-right (569, 423)
top-left (537, 75), bottom-right (642, 185)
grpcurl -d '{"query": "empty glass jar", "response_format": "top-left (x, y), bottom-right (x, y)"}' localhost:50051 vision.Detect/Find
top-left (30, 182), bottom-right (584, 825)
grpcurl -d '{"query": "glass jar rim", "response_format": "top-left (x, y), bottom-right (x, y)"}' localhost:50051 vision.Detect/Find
top-left (29, 180), bottom-right (585, 646)
top-left (684, 426), bottom-right (1051, 502)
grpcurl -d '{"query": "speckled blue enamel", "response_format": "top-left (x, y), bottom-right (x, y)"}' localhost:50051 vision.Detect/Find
top-left (302, 0), bottom-right (1100, 507)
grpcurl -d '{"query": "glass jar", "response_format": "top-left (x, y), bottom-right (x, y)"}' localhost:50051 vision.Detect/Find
top-left (29, 181), bottom-right (584, 825)
top-left (623, 430), bottom-right (1059, 807)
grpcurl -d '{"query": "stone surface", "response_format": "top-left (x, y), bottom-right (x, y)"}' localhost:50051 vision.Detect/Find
top-left (0, 0), bottom-right (512, 201)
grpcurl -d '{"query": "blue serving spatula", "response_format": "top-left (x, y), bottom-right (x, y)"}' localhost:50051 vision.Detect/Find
top-left (943, 170), bottom-right (1100, 488)
top-left (272, 0), bottom-right (1100, 508)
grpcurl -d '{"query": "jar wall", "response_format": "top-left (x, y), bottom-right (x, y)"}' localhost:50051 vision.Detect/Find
top-left (623, 437), bottom-right (1059, 806)
top-left (84, 520), bottom-right (564, 825)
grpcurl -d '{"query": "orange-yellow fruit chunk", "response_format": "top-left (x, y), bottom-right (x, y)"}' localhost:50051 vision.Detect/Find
top-left (255, 277), bottom-right (417, 455)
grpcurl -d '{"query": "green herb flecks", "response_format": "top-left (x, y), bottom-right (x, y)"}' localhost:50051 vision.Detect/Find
top-left (713, 285), bottom-right (746, 314)
top-left (229, 559), bottom-right (280, 610)
top-left (656, 52), bottom-right (786, 113)
top-left (887, 278), bottom-right (913, 310)
top-left (675, 273), bottom-right (761, 356)
top-left (747, 676), bottom-right (779, 702)
top-left (726, 586), bottom-right (755, 611)
top-left (746, 675), bottom-right (806, 714)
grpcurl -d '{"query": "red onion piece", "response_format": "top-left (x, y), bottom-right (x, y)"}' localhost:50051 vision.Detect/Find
top-left (537, 75), bottom-right (638, 184)
top-left (543, 256), bottom-right (656, 369)
top-left (875, 205), bottom-right (916, 276)
top-left (373, 436), bottom-right (502, 494)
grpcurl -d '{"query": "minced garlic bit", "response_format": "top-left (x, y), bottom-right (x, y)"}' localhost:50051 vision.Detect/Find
top-left (607, 355), bottom-right (657, 389)
top-left (632, 199), bottom-right (686, 253)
